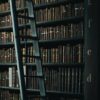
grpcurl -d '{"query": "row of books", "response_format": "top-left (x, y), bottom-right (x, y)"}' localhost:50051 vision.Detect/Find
top-left (0, 32), bottom-right (13, 43)
top-left (0, 2), bottom-right (9, 12)
top-left (0, 0), bottom-right (83, 13)
top-left (0, 0), bottom-right (25, 12)
top-left (8, 67), bottom-right (19, 88)
top-left (0, 0), bottom-right (84, 99)
top-left (0, 22), bottom-right (83, 43)
top-left (0, 91), bottom-right (20, 100)
top-left (0, 66), bottom-right (83, 93)
top-left (35, 3), bottom-right (83, 22)
top-left (41, 44), bottom-right (83, 64)
top-left (0, 69), bottom-right (9, 86)
top-left (0, 48), bottom-right (16, 63)
top-left (0, 47), bottom-right (33, 63)
top-left (0, 3), bottom-right (83, 27)
top-left (0, 10), bottom-right (28, 27)
top-left (0, 15), bottom-right (11, 27)
top-left (43, 67), bottom-right (83, 93)
top-left (37, 23), bottom-right (83, 40)
top-left (0, 68), bottom-right (18, 87)
top-left (0, 44), bottom-right (83, 63)
top-left (0, 28), bottom-right (32, 43)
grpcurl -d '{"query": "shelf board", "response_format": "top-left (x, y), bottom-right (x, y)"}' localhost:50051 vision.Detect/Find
top-left (0, 10), bottom-right (10, 16)
top-left (39, 37), bottom-right (84, 47)
top-left (0, 41), bottom-right (33, 48)
top-left (0, 86), bottom-right (19, 91)
top-left (0, 37), bottom-right (84, 48)
top-left (25, 63), bottom-right (84, 70)
top-left (0, 86), bottom-right (83, 98)
top-left (28, 89), bottom-right (83, 98)
top-left (0, 63), bottom-right (84, 69)
top-left (0, 7), bottom-right (27, 16)
top-left (34, 0), bottom-right (84, 10)
top-left (0, 42), bottom-right (14, 48)
top-left (42, 63), bottom-right (84, 68)
top-left (0, 63), bottom-right (16, 67)
top-left (34, 0), bottom-right (67, 10)
top-left (0, 23), bottom-right (30, 31)
top-left (37, 16), bottom-right (84, 27)
top-left (0, 0), bottom-right (8, 4)
top-left (0, 26), bottom-right (12, 31)
top-left (46, 91), bottom-right (83, 98)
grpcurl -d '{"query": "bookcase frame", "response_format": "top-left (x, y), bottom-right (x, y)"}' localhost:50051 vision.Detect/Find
top-left (84, 0), bottom-right (100, 100)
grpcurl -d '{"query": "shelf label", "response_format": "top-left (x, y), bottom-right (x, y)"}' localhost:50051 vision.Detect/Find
top-left (87, 49), bottom-right (92, 56)
top-left (86, 73), bottom-right (92, 83)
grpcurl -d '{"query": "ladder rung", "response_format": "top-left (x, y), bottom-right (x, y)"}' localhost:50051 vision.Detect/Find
top-left (18, 15), bottom-right (34, 20)
top-left (32, 95), bottom-right (45, 98)
top-left (24, 75), bottom-right (43, 78)
top-left (26, 95), bottom-right (45, 98)
top-left (25, 0), bottom-right (31, 1)
top-left (22, 55), bottom-right (40, 58)
top-left (20, 35), bottom-right (38, 40)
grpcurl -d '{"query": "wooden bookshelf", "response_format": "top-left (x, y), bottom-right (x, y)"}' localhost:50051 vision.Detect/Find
top-left (0, 0), bottom-right (84, 100)
top-left (0, 0), bottom-right (94, 100)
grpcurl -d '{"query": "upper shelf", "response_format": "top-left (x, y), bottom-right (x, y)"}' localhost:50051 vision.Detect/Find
top-left (0, 37), bottom-right (84, 48)
top-left (0, 23), bottom-right (29, 31)
top-left (0, 16), bottom-right (84, 31)
top-left (0, 0), bottom-right (84, 15)
top-left (0, 62), bottom-right (84, 68)
top-left (0, 86), bottom-right (83, 98)
top-left (34, 0), bottom-right (84, 10)
top-left (37, 16), bottom-right (84, 27)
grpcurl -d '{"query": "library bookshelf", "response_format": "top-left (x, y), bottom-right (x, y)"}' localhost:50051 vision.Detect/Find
top-left (1, 0), bottom-right (99, 100)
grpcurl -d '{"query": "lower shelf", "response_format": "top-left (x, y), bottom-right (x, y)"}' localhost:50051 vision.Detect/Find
top-left (0, 86), bottom-right (83, 98)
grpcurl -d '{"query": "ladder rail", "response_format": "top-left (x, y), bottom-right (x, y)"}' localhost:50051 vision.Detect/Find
top-left (9, 0), bottom-right (26, 100)
top-left (26, 0), bottom-right (46, 99)
top-left (9, 0), bottom-right (46, 99)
